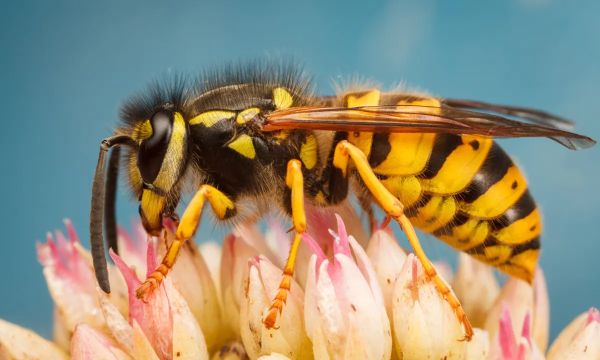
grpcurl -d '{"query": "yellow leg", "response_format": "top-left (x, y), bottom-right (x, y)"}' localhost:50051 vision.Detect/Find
top-left (264, 160), bottom-right (306, 329)
top-left (334, 140), bottom-right (473, 340)
top-left (136, 185), bottom-right (235, 300)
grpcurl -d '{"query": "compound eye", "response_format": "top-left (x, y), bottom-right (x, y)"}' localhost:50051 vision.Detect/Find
top-left (138, 111), bottom-right (173, 183)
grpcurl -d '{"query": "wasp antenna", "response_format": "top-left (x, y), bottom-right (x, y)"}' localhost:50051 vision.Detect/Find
top-left (90, 135), bottom-right (137, 293)
top-left (104, 146), bottom-right (120, 255)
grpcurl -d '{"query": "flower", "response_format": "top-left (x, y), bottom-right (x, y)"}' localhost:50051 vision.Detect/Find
top-left (0, 213), bottom-right (599, 359)
top-left (303, 215), bottom-right (392, 359)
top-left (391, 253), bottom-right (468, 359)
top-left (240, 256), bottom-right (312, 359)
top-left (546, 307), bottom-right (600, 359)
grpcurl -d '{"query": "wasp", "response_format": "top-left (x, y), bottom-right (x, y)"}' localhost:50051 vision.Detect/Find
top-left (90, 61), bottom-right (595, 340)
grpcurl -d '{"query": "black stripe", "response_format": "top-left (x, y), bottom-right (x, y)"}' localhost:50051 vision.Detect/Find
top-left (421, 135), bottom-right (463, 179)
top-left (460, 142), bottom-right (513, 203)
top-left (369, 133), bottom-right (391, 168)
top-left (433, 211), bottom-right (470, 237)
top-left (404, 193), bottom-right (432, 218)
top-left (510, 236), bottom-right (541, 256)
top-left (465, 236), bottom-right (499, 256)
top-left (489, 190), bottom-right (537, 231)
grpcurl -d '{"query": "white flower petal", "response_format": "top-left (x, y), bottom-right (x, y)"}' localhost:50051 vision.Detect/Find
top-left (221, 233), bottom-right (262, 338)
top-left (210, 341), bottom-right (248, 360)
top-left (452, 253), bottom-right (500, 328)
top-left (240, 257), bottom-right (312, 359)
top-left (547, 308), bottom-right (600, 360)
top-left (157, 234), bottom-right (224, 352)
top-left (484, 269), bottom-right (548, 352)
top-left (71, 324), bottom-right (131, 360)
top-left (0, 319), bottom-right (68, 360)
top-left (464, 328), bottom-right (490, 360)
top-left (392, 254), bottom-right (466, 359)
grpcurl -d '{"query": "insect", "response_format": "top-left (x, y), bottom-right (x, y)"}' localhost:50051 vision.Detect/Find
top-left (90, 61), bottom-right (595, 340)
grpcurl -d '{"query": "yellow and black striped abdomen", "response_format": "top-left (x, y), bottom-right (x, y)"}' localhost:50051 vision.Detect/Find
top-left (343, 89), bottom-right (541, 282)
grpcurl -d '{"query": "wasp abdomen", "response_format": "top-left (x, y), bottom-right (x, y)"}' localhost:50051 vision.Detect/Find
top-left (342, 89), bottom-right (542, 282)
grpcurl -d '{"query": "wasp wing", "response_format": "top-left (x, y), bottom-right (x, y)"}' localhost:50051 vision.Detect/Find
top-left (263, 105), bottom-right (595, 150)
top-left (442, 98), bottom-right (575, 131)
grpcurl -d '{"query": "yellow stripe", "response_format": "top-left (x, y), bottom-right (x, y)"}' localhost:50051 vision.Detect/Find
top-left (189, 110), bottom-right (235, 127)
top-left (299, 133), bottom-right (318, 170)
top-left (381, 175), bottom-right (422, 208)
top-left (345, 90), bottom-right (380, 157)
top-left (411, 195), bottom-right (457, 233)
top-left (501, 250), bottom-right (538, 282)
top-left (373, 133), bottom-right (436, 176)
top-left (438, 219), bottom-right (489, 250)
top-left (140, 189), bottom-right (167, 230)
top-left (494, 209), bottom-right (542, 244)
top-left (228, 134), bottom-right (256, 159)
top-left (421, 135), bottom-right (493, 194)
top-left (154, 112), bottom-right (187, 190)
top-left (462, 166), bottom-right (529, 218)
top-left (273, 87), bottom-right (294, 109)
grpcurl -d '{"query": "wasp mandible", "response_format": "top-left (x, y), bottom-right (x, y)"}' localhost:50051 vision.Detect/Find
top-left (90, 61), bottom-right (595, 340)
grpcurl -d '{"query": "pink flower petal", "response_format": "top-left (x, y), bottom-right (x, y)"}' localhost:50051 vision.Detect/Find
top-left (110, 246), bottom-right (173, 359)
top-left (71, 324), bottom-right (130, 360)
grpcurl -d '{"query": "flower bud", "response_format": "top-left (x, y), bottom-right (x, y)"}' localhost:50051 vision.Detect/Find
top-left (0, 319), bottom-right (68, 359)
top-left (488, 304), bottom-right (544, 360)
top-left (392, 254), bottom-right (466, 359)
top-left (452, 253), bottom-right (500, 327)
top-left (547, 307), bottom-right (600, 360)
top-left (71, 324), bottom-right (131, 360)
top-left (156, 227), bottom-right (225, 352)
top-left (304, 215), bottom-right (391, 359)
top-left (484, 269), bottom-right (549, 352)
top-left (240, 256), bottom-right (312, 359)
top-left (111, 245), bottom-right (209, 360)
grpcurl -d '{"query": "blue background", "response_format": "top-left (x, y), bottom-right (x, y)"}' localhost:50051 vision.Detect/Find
top-left (1, 0), bottom-right (598, 341)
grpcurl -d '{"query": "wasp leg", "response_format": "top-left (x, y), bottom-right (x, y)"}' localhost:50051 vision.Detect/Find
top-left (264, 159), bottom-right (306, 329)
top-left (136, 185), bottom-right (235, 300)
top-left (332, 140), bottom-right (474, 341)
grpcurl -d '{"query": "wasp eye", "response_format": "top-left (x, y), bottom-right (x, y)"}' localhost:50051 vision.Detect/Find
top-left (138, 111), bottom-right (173, 183)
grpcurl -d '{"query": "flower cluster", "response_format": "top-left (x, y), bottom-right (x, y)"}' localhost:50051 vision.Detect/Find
top-left (0, 215), bottom-right (598, 360)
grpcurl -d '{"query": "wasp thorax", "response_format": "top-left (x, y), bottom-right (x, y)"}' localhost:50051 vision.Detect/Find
top-left (138, 110), bottom-right (174, 184)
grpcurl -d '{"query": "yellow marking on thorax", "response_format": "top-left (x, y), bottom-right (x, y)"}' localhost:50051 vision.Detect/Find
top-left (273, 87), bottom-right (293, 109)
top-left (236, 107), bottom-right (260, 125)
top-left (374, 133), bottom-right (436, 176)
top-left (494, 209), bottom-right (542, 244)
top-left (228, 134), bottom-right (256, 159)
top-left (380, 175), bottom-right (422, 207)
top-left (410, 195), bottom-right (457, 233)
top-left (345, 90), bottom-right (380, 157)
top-left (421, 135), bottom-right (493, 194)
top-left (153, 112), bottom-right (187, 190)
top-left (189, 110), bottom-right (235, 127)
top-left (462, 166), bottom-right (529, 218)
top-left (438, 220), bottom-right (489, 250)
top-left (300, 133), bottom-right (318, 170)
